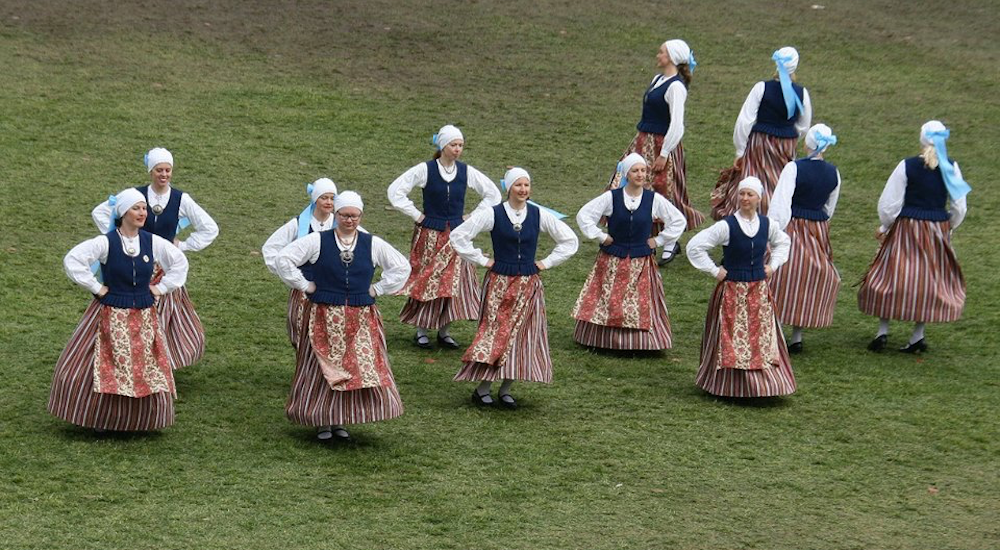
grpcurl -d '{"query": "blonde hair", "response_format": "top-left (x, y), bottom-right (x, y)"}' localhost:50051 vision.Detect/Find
top-left (921, 144), bottom-right (939, 169)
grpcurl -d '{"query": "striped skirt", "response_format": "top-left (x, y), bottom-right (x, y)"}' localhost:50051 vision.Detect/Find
top-left (286, 303), bottom-right (403, 426)
top-left (696, 281), bottom-right (796, 397)
top-left (399, 224), bottom-right (480, 330)
top-left (710, 132), bottom-right (797, 220)
top-left (285, 288), bottom-right (309, 348)
top-left (857, 217), bottom-right (965, 323)
top-left (610, 134), bottom-right (705, 230)
top-left (48, 300), bottom-right (175, 431)
top-left (572, 252), bottom-right (672, 350)
top-left (770, 218), bottom-right (840, 327)
top-left (155, 284), bottom-right (205, 370)
top-left (454, 272), bottom-right (552, 383)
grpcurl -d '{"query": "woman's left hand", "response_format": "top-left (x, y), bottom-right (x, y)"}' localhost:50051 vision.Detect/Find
top-left (764, 266), bottom-right (774, 278)
top-left (369, 286), bottom-right (377, 298)
top-left (534, 261), bottom-right (546, 272)
top-left (149, 285), bottom-right (163, 297)
top-left (647, 238), bottom-right (658, 249)
top-left (652, 156), bottom-right (667, 172)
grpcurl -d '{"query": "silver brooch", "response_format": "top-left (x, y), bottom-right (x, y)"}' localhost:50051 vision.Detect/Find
top-left (126, 247), bottom-right (137, 255)
top-left (151, 204), bottom-right (164, 215)
top-left (512, 223), bottom-right (523, 232)
top-left (340, 250), bottom-right (354, 264)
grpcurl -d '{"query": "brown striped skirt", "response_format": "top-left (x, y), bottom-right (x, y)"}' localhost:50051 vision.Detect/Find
top-left (609, 134), bottom-right (705, 230)
top-left (572, 252), bottom-right (672, 350)
top-left (286, 302), bottom-right (403, 426)
top-left (399, 224), bottom-right (481, 329)
top-left (770, 218), bottom-right (841, 327)
top-left (48, 300), bottom-right (175, 431)
top-left (711, 132), bottom-right (797, 220)
top-left (696, 281), bottom-right (796, 397)
top-left (151, 264), bottom-right (205, 369)
top-left (454, 272), bottom-right (551, 383)
top-left (286, 288), bottom-right (309, 348)
top-left (857, 217), bottom-right (965, 323)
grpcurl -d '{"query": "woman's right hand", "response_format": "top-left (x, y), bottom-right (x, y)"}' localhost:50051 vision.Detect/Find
top-left (485, 259), bottom-right (495, 269)
top-left (417, 214), bottom-right (425, 223)
top-left (875, 229), bottom-right (885, 243)
top-left (305, 282), bottom-right (317, 294)
top-left (96, 285), bottom-right (109, 298)
top-left (715, 267), bottom-right (728, 282)
top-left (602, 236), bottom-right (614, 246)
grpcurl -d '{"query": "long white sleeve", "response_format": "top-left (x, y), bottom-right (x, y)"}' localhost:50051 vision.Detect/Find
top-left (877, 160), bottom-right (908, 233)
top-left (686, 221), bottom-right (729, 278)
top-left (151, 235), bottom-right (189, 293)
top-left (766, 220), bottom-right (791, 271)
top-left (92, 201), bottom-right (114, 234)
top-left (795, 88), bottom-right (813, 138)
top-left (948, 163), bottom-right (968, 230)
top-left (370, 236), bottom-right (411, 296)
top-left (659, 82), bottom-right (687, 158)
top-left (466, 166), bottom-right (503, 215)
top-left (538, 209), bottom-right (579, 269)
top-left (449, 208), bottom-right (494, 267)
top-left (768, 162), bottom-right (798, 231)
top-left (274, 232), bottom-right (411, 296)
top-left (652, 194), bottom-right (685, 249)
top-left (64, 234), bottom-right (187, 295)
top-left (387, 163), bottom-right (429, 222)
top-left (176, 193), bottom-right (219, 252)
top-left (576, 192), bottom-right (614, 243)
top-left (824, 170), bottom-right (841, 219)
top-left (733, 81), bottom-right (764, 158)
top-left (262, 219), bottom-right (299, 275)
top-left (274, 233), bottom-right (322, 291)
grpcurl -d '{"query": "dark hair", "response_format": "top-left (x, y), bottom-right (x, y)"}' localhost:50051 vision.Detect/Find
top-left (677, 63), bottom-right (692, 86)
top-left (114, 217), bottom-right (123, 228)
top-left (433, 149), bottom-right (442, 160)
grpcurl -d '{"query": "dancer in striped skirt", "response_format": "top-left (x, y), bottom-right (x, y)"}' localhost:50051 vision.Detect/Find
top-left (573, 153), bottom-right (685, 350)
top-left (768, 124), bottom-right (842, 353)
top-left (275, 191), bottom-right (411, 441)
top-left (450, 168), bottom-right (579, 408)
top-left (92, 148), bottom-right (218, 369)
top-left (687, 177), bottom-right (795, 397)
top-left (609, 39), bottom-right (704, 265)
top-left (858, 121), bottom-right (969, 353)
top-left (711, 47), bottom-right (812, 220)
top-left (50, 188), bottom-right (189, 431)
top-left (263, 178), bottom-right (339, 349)
top-left (388, 125), bottom-right (502, 350)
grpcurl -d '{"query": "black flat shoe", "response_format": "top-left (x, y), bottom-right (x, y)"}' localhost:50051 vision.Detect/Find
top-left (472, 390), bottom-right (494, 406)
top-left (413, 333), bottom-right (432, 349)
top-left (437, 334), bottom-right (460, 350)
top-left (331, 426), bottom-right (351, 440)
top-left (657, 242), bottom-right (683, 267)
top-left (899, 339), bottom-right (928, 354)
top-left (867, 335), bottom-right (888, 352)
top-left (498, 393), bottom-right (517, 410)
top-left (788, 341), bottom-right (803, 354)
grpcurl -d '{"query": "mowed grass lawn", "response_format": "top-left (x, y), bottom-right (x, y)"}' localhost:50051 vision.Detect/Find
top-left (1, 1), bottom-right (998, 549)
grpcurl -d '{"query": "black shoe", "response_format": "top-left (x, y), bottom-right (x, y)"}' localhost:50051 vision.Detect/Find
top-left (413, 333), bottom-right (432, 349)
top-left (657, 242), bottom-right (682, 267)
top-left (472, 390), bottom-right (494, 406)
top-left (899, 339), bottom-right (928, 354)
top-left (498, 393), bottom-right (517, 410)
top-left (867, 335), bottom-right (888, 352)
top-left (788, 341), bottom-right (803, 354)
top-left (331, 425), bottom-right (351, 440)
top-left (437, 334), bottom-right (460, 350)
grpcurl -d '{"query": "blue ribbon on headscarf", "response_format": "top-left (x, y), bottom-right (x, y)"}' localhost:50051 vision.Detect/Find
top-left (616, 161), bottom-right (628, 188)
top-left (925, 129), bottom-right (971, 202)
top-left (688, 51), bottom-right (697, 74)
top-left (772, 51), bottom-right (805, 119)
top-left (500, 179), bottom-right (567, 220)
top-left (296, 182), bottom-right (337, 239)
top-left (808, 133), bottom-right (838, 158)
top-left (430, 133), bottom-right (440, 151)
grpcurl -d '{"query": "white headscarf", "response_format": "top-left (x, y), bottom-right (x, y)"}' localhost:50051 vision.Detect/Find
top-left (663, 39), bottom-right (692, 65)
top-left (737, 176), bottom-right (764, 198)
top-left (805, 124), bottom-right (837, 153)
top-left (920, 120), bottom-right (947, 146)
top-left (618, 153), bottom-right (647, 179)
top-left (144, 147), bottom-right (173, 172)
top-left (310, 178), bottom-right (338, 202)
top-left (334, 191), bottom-right (364, 212)
top-left (501, 167), bottom-right (531, 193)
top-left (773, 46), bottom-right (799, 74)
top-left (114, 188), bottom-right (146, 218)
top-left (433, 125), bottom-right (464, 150)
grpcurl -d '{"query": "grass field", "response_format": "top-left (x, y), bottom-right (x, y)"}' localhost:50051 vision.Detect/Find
top-left (1, 1), bottom-right (998, 549)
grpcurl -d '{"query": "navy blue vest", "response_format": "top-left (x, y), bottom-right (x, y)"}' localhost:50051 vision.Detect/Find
top-left (100, 230), bottom-right (156, 309)
top-left (490, 204), bottom-right (540, 276)
top-left (791, 159), bottom-right (839, 221)
top-left (310, 231), bottom-right (376, 307)
top-left (636, 75), bottom-right (683, 135)
top-left (751, 80), bottom-right (804, 138)
top-left (137, 185), bottom-right (184, 242)
top-left (722, 215), bottom-right (769, 282)
top-left (600, 188), bottom-right (655, 258)
top-left (421, 160), bottom-right (468, 231)
top-left (901, 157), bottom-right (950, 221)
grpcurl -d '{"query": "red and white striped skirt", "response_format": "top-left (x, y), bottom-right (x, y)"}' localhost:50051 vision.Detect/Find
top-left (285, 288), bottom-right (309, 348)
top-left (399, 224), bottom-right (480, 329)
top-left (710, 132), bottom-right (796, 220)
top-left (285, 303), bottom-right (403, 426)
top-left (610, 134), bottom-right (705, 230)
top-left (696, 281), bottom-right (796, 397)
top-left (770, 218), bottom-right (840, 327)
top-left (857, 217), bottom-right (965, 323)
top-left (572, 252), bottom-right (672, 350)
top-left (454, 272), bottom-right (552, 383)
top-left (153, 271), bottom-right (205, 369)
top-left (48, 300), bottom-right (175, 431)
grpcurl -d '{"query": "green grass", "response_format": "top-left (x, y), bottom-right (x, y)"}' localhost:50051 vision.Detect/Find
top-left (1, 1), bottom-right (998, 549)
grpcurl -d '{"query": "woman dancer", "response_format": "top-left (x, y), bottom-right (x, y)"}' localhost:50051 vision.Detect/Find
top-left (92, 147), bottom-right (218, 369)
top-left (768, 124), bottom-right (842, 353)
top-left (450, 168), bottom-right (579, 408)
top-left (573, 153), bottom-right (685, 350)
top-left (388, 125), bottom-right (502, 349)
top-left (50, 189), bottom-right (189, 431)
top-left (263, 178), bottom-right (339, 348)
top-left (858, 121), bottom-right (969, 353)
top-left (687, 177), bottom-right (795, 397)
top-left (610, 38), bottom-right (704, 264)
top-left (711, 47), bottom-right (812, 219)
top-left (275, 191), bottom-right (411, 441)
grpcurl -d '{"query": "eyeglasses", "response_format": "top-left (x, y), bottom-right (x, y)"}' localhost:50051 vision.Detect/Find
top-left (337, 213), bottom-right (361, 221)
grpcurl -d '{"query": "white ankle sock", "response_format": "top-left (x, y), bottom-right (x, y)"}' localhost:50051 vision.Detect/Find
top-left (910, 323), bottom-right (925, 344)
top-left (416, 328), bottom-right (429, 339)
top-left (499, 379), bottom-right (514, 395)
top-left (877, 318), bottom-right (890, 337)
top-left (438, 323), bottom-right (451, 338)
top-left (791, 327), bottom-right (803, 344)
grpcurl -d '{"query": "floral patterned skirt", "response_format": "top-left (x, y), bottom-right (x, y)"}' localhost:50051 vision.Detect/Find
top-left (399, 224), bottom-right (480, 329)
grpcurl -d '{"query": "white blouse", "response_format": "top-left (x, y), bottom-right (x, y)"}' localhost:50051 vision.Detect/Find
top-left (387, 161), bottom-right (502, 222)
top-left (733, 81), bottom-right (813, 158)
top-left (877, 160), bottom-right (968, 233)
top-left (274, 231), bottom-right (411, 296)
top-left (575, 190), bottom-right (686, 250)
top-left (64, 233), bottom-right (189, 295)
top-left (449, 203), bottom-right (580, 270)
top-left (92, 187), bottom-right (219, 253)
top-left (686, 214), bottom-right (791, 279)
top-left (768, 159), bottom-right (841, 231)
top-left (261, 215), bottom-right (337, 276)
top-left (646, 75), bottom-right (688, 158)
